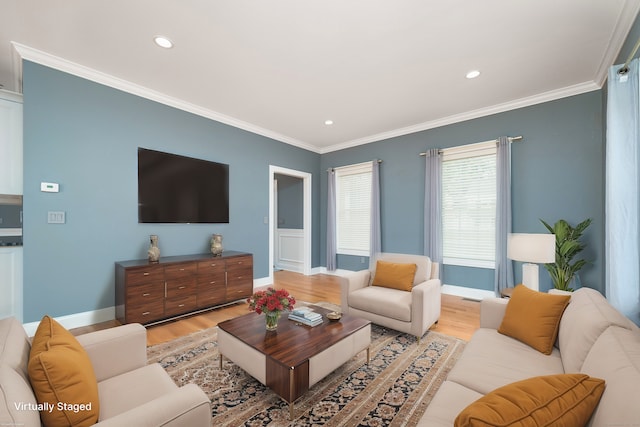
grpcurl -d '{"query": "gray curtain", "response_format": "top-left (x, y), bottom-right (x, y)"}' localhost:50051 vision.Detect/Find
top-left (369, 160), bottom-right (381, 269)
top-left (424, 148), bottom-right (442, 269)
top-left (326, 169), bottom-right (337, 271)
top-left (495, 136), bottom-right (514, 294)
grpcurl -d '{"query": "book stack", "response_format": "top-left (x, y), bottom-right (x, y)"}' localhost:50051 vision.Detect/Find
top-left (288, 307), bottom-right (323, 327)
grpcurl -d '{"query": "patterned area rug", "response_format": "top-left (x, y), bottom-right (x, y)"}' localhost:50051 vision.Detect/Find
top-left (147, 311), bottom-right (465, 426)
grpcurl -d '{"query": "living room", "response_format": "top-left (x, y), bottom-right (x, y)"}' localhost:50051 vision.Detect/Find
top-left (2, 2), bottom-right (640, 426)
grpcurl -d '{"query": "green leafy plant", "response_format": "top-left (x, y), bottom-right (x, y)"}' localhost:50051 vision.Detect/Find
top-left (540, 218), bottom-right (592, 291)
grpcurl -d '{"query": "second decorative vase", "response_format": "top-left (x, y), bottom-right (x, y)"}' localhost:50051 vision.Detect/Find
top-left (148, 235), bottom-right (160, 263)
top-left (265, 311), bottom-right (281, 331)
top-left (210, 234), bottom-right (223, 257)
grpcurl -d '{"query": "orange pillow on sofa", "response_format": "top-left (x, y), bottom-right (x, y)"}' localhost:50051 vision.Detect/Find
top-left (28, 315), bottom-right (100, 427)
top-left (498, 285), bottom-right (570, 355)
top-left (455, 374), bottom-right (605, 427)
top-left (372, 260), bottom-right (417, 291)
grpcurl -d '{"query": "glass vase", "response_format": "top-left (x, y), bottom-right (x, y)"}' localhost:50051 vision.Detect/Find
top-left (265, 311), bottom-right (281, 331)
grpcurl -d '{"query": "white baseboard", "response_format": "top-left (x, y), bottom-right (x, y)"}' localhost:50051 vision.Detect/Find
top-left (23, 306), bottom-right (116, 337)
top-left (313, 267), bottom-right (357, 277)
top-left (442, 284), bottom-right (496, 301)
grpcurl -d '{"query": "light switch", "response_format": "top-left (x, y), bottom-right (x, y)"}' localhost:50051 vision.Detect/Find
top-left (47, 211), bottom-right (66, 224)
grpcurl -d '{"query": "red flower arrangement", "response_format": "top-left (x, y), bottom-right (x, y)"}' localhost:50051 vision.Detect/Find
top-left (247, 287), bottom-right (296, 315)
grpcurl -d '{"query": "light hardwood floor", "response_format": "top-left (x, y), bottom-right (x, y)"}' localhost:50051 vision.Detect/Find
top-left (72, 270), bottom-right (481, 345)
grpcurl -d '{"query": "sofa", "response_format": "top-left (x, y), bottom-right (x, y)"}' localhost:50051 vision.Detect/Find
top-left (341, 252), bottom-right (441, 341)
top-left (419, 286), bottom-right (640, 426)
top-left (0, 316), bottom-right (211, 426)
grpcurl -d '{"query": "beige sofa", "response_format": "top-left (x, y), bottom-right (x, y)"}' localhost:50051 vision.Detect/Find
top-left (0, 316), bottom-right (211, 426)
top-left (420, 287), bottom-right (640, 426)
top-left (341, 252), bottom-right (441, 341)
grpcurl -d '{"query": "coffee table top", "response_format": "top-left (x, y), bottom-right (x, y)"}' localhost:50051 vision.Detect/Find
top-left (218, 305), bottom-right (370, 368)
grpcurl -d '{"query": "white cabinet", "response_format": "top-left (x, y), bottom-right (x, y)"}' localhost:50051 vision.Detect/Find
top-left (0, 90), bottom-right (23, 195)
top-left (0, 247), bottom-right (23, 322)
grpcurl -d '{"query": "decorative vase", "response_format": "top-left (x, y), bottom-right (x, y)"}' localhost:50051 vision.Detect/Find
top-left (211, 234), bottom-right (223, 257)
top-left (147, 235), bottom-right (160, 263)
top-left (265, 311), bottom-right (281, 331)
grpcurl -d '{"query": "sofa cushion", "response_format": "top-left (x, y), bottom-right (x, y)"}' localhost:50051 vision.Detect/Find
top-left (0, 316), bottom-right (31, 379)
top-left (447, 328), bottom-right (564, 395)
top-left (0, 365), bottom-right (42, 427)
top-left (97, 363), bottom-right (177, 420)
top-left (418, 380), bottom-right (483, 427)
top-left (558, 287), bottom-right (637, 373)
top-left (371, 260), bottom-right (417, 291)
top-left (580, 326), bottom-right (640, 427)
top-left (454, 374), bottom-right (605, 427)
top-left (371, 253), bottom-right (432, 285)
top-left (498, 285), bottom-right (570, 355)
top-left (349, 286), bottom-right (412, 322)
top-left (28, 315), bottom-right (100, 427)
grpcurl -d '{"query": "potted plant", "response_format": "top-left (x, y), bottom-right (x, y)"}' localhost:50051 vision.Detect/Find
top-left (539, 218), bottom-right (592, 292)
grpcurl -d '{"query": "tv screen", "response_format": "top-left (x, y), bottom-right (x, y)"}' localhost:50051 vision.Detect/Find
top-left (138, 148), bottom-right (229, 223)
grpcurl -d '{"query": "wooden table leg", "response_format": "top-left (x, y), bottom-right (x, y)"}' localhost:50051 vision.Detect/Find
top-left (366, 347), bottom-right (370, 364)
top-left (289, 368), bottom-right (295, 420)
top-left (219, 354), bottom-right (223, 369)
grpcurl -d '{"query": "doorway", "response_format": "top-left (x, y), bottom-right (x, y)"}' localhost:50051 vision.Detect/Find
top-left (268, 166), bottom-right (312, 284)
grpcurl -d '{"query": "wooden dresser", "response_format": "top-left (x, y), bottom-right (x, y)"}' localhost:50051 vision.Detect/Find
top-left (115, 251), bottom-right (253, 325)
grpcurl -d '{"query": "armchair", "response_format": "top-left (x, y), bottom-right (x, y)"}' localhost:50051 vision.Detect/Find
top-left (340, 252), bottom-right (441, 341)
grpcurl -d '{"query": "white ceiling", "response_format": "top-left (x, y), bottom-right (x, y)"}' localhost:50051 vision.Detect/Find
top-left (2, 0), bottom-right (639, 153)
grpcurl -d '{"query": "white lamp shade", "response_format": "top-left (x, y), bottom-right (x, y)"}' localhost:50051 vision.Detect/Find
top-left (507, 233), bottom-right (555, 263)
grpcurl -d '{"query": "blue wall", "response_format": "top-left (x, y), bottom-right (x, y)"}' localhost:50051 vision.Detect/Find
top-left (320, 92), bottom-right (604, 293)
top-left (22, 62), bottom-right (320, 322)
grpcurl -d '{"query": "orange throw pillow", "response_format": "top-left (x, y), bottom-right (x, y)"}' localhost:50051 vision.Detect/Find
top-left (455, 374), bottom-right (605, 427)
top-left (372, 260), bottom-right (417, 291)
top-left (498, 285), bottom-right (570, 354)
top-left (28, 315), bottom-right (100, 427)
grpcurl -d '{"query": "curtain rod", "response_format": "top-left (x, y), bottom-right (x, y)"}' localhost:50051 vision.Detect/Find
top-left (419, 135), bottom-right (523, 156)
top-left (618, 36), bottom-right (640, 75)
top-left (327, 159), bottom-right (382, 172)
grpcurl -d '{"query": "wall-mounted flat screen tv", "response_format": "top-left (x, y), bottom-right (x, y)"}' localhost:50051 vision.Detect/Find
top-left (138, 148), bottom-right (229, 223)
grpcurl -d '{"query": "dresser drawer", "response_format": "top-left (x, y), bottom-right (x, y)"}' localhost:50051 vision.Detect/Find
top-left (166, 277), bottom-right (197, 298)
top-left (126, 299), bottom-right (164, 324)
top-left (197, 259), bottom-right (226, 274)
top-left (126, 282), bottom-right (164, 304)
top-left (226, 282), bottom-right (252, 300)
top-left (225, 256), bottom-right (253, 272)
top-left (197, 273), bottom-right (226, 290)
top-left (165, 263), bottom-right (197, 279)
top-left (165, 295), bottom-right (198, 317)
top-left (197, 289), bottom-right (227, 308)
top-left (125, 268), bottom-right (164, 285)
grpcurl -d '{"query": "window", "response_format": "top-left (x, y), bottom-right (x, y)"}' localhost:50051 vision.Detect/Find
top-left (335, 162), bottom-right (372, 256)
top-left (441, 141), bottom-right (496, 268)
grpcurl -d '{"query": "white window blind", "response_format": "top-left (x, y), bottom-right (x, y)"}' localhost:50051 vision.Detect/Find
top-left (441, 141), bottom-right (496, 268)
top-left (335, 162), bottom-right (372, 256)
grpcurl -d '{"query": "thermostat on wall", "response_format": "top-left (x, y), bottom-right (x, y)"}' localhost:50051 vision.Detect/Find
top-left (41, 182), bottom-right (59, 193)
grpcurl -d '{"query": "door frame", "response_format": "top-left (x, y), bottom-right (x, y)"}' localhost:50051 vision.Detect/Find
top-left (268, 165), bottom-right (312, 283)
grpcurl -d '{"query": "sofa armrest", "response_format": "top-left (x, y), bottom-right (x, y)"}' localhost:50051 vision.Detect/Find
top-left (94, 384), bottom-right (210, 427)
top-left (340, 270), bottom-right (371, 313)
top-left (75, 323), bottom-right (147, 382)
top-left (480, 298), bottom-right (509, 330)
top-left (411, 278), bottom-right (442, 337)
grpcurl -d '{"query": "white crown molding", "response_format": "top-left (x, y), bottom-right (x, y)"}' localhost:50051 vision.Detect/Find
top-left (320, 80), bottom-right (601, 154)
top-left (594, 0), bottom-right (640, 86)
top-left (12, 42), bottom-right (321, 154)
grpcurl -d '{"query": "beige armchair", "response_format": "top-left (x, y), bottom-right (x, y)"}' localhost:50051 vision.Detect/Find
top-left (0, 316), bottom-right (211, 426)
top-left (340, 252), bottom-right (441, 341)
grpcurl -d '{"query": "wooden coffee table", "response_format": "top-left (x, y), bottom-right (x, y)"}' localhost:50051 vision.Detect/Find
top-left (217, 305), bottom-right (371, 419)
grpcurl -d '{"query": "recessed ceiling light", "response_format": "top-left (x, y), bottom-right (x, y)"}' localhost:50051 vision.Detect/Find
top-left (153, 36), bottom-right (174, 49)
top-left (325, 120), bottom-right (334, 126)
top-left (466, 70), bottom-right (481, 79)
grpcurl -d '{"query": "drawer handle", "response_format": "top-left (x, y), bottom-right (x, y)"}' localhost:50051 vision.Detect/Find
top-left (143, 272), bottom-right (150, 276)
top-left (178, 304), bottom-right (185, 308)
top-left (142, 311), bottom-right (150, 316)
top-left (178, 286), bottom-right (186, 290)
top-left (210, 281), bottom-right (216, 285)
top-left (211, 263), bottom-right (217, 267)
top-left (142, 293), bottom-right (150, 297)
top-left (180, 268), bottom-right (185, 271)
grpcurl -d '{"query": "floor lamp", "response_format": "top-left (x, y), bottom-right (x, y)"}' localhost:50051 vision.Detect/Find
top-left (507, 233), bottom-right (555, 291)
